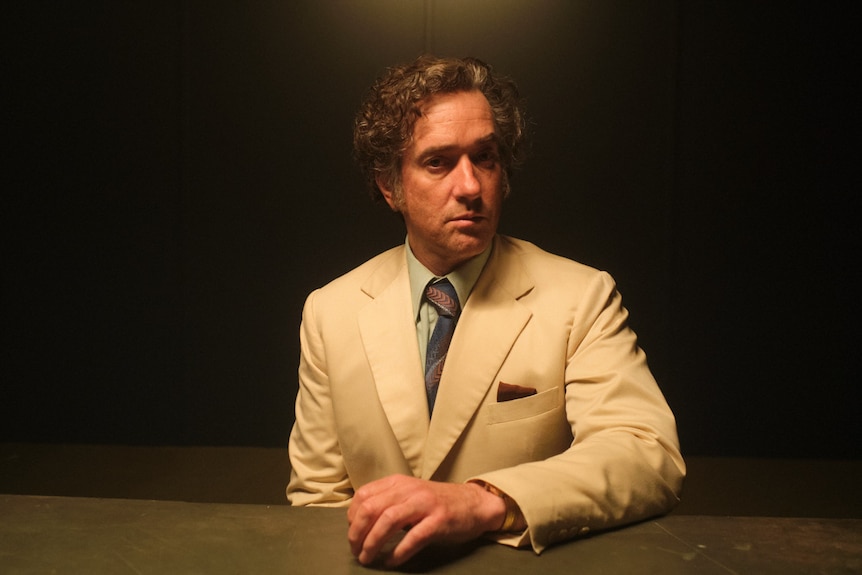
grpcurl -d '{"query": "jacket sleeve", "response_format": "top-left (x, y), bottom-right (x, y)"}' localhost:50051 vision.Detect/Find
top-left (471, 271), bottom-right (685, 553)
top-left (287, 289), bottom-right (353, 507)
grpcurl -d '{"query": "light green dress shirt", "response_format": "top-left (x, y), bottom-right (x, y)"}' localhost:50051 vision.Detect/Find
top-left (406, 237), bottom-right (492, 369)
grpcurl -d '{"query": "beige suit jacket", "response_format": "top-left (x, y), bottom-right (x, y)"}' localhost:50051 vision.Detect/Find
top-left (288, 236), bottom-right (685, 553)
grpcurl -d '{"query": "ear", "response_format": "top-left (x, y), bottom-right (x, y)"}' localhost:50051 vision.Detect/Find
top-left (375, 173), bottom-right (399, 211)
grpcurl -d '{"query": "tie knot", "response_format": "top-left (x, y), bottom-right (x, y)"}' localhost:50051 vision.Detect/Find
top-left (425, 279), bottom-right (460, 318)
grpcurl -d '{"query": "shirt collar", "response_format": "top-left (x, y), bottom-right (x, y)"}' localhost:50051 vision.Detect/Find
top-left (406, 237), bottom-right (493, 320)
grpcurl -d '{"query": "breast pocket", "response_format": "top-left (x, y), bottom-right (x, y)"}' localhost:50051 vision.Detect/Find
top-left (484, 387), bottom-right (561, 425)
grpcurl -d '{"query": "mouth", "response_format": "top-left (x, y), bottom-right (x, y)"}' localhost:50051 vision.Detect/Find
top-left (451, 213), bottom-right (485, 223)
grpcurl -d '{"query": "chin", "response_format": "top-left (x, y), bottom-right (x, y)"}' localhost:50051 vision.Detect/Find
top-left (453, 235), bottom-right (491, 257)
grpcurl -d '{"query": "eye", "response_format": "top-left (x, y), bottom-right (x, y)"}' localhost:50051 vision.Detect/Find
top-left (424, 156), bottom-right (451, 172)
top-left (473, 148), bottom-right (499, 168)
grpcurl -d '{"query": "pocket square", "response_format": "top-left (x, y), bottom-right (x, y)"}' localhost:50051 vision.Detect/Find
top-left (497, 381), bottom-right (538, 402)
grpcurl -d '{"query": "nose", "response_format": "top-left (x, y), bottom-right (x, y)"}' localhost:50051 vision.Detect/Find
top-left (452, 155), bottom-right (481, 199)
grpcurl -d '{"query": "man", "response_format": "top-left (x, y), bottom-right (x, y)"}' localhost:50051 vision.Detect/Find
top-left (287, 55), bottom-right (684, 567)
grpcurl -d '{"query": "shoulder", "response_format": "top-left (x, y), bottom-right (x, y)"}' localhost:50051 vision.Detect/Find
top-left (306, 244), bottom-right (405, 306)
top-left (495, 237), bottom-right (621, 324)
top-left (496, 236), bottom-right (609, 284)
top-left (490, 236), bottom-right (620, 312)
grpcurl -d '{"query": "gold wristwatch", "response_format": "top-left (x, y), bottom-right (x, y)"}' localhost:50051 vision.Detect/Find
top-left (480, 482), bottom-right (523, 532)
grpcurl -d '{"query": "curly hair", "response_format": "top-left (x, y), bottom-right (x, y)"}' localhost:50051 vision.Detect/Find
top-left (353, 55), bottom-right (527, 203)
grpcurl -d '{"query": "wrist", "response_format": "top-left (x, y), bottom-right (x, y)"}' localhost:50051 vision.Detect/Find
top-left (469, 481), bottom-right (525, 533)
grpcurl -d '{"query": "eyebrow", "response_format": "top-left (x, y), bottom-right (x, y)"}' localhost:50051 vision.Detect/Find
top-left (415, 132), bottom-right (499, 160)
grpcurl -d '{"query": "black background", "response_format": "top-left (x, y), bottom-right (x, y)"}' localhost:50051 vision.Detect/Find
top-left (3, 2), bottom-right (858, 458)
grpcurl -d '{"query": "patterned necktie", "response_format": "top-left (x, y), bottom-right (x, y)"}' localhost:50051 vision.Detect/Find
top-left (424, 279), bottom-right (461, 414)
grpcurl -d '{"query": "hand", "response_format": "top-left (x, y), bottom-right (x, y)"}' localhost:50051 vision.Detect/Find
top-left (346, 474), bottom-right (507, 567)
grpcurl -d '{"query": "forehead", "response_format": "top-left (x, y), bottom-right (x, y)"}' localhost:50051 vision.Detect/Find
top-left (410, 91), bottom-right (496, 146)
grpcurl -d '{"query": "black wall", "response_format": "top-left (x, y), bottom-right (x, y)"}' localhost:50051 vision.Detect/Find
top-left (3, 2), bottom-right (858, 458)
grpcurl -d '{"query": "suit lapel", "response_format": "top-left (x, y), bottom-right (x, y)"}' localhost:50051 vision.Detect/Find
top-left (358, 250), bottom-right (429, 476)
top-left (421, 238), bottom-right (534, 479)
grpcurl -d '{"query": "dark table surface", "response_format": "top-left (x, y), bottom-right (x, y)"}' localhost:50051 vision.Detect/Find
top-left (1, 494), bottom-right (860, 574)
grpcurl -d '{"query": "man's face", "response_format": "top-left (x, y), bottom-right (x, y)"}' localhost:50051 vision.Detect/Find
top-left (378, 90), bottom-right (504, 276)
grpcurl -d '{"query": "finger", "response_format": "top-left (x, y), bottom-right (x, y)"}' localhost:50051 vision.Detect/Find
top-left (348, 493), bottom-right (411, 557)
top-left (347, 475), bottom-right (403, 525)
top-left (347, 476), bottom-right (404, 554)
top-left (348, 497), bottom-right (386, 557)
top-left (357, 502), bottom-right (423, 565)
top-left (384, 515), bottom-right (438, 568)
top-left (348, 475), bottom-right (428, 562)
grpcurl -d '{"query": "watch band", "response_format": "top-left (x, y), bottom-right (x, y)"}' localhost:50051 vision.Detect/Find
top-left (481, 482), bottom-right (520, 532)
